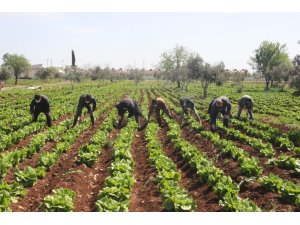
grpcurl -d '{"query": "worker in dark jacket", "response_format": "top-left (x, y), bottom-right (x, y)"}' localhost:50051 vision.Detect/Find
top-left (147, 97), bottom-right (173, 127)
top-left (208, 96), bottom-right (232, 131)
top-left (115, 97), bottom-right (143, 128)
top-left (237, 95), bottom-right (254, 120)
top-left (30, 94), bottom-right (52, 127)
top-left (73, 94), bottom-right (96, 127)
top-left (179, 97), bottom-right (202, 125)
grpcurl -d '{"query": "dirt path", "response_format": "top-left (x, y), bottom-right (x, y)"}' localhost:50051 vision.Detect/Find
top-left (52, 128), bottom-right (120, 212)
top-left (128, 129), bottom-right (163, 212)
top-left (128, 89), bottom-right (163, 211)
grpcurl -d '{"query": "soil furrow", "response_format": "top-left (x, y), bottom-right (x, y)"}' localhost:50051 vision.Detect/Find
top-left (129, 129), bottom-right (163, 212)
top-left (9, 102), bottom-right (115, 212)
top-left (157, 123), bottom-right (222, 212)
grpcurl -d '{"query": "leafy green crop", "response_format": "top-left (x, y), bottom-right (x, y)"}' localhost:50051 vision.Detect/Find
top-left (15, 166), bottom-right (46, 188)
top-left (42, 188), bottom-right (76, 212)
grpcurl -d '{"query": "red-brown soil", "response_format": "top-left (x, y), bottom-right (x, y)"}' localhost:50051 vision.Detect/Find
top-left (157, 123), bottom-right (222, 212)
top-left (3, 112), bottom-right (73, 154)
top-left (154, 90), bottom-right (299, 211)
top-left (128, 130), bottom-right (163, 212)
top-left (9, 102), bottom-right (115, 212)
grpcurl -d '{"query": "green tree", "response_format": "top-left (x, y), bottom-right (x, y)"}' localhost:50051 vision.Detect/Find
top-left (268, 62), bottom-right (293, 91)
top-left (186, 53), bottom-right (203, 91)
top-left (2, 53), bottom-right (31, 85)
top-left (127, 68), bottom-right (144, 85)
top-left (230, 69), bottom-right (249, 92)
top-left (64, 66), bottom-right (84, 89)
top-left (158, 45), bottom-right (189, 88)
top-left (0, 65), bottom-right (12, 81)
top-left (291, 54), bottom-right (300, 95)
top-left (200, 62), bottom-right (225, 98)
top-left (72, 50), bottom-right (76, 67)
top-left (36, 67), bottom-right (60, 80)
top-left (250, 41), bottom-right (290, 89)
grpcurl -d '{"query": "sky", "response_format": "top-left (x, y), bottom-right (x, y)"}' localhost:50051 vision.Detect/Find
top-left (1, 4), bottom-right (300, 72)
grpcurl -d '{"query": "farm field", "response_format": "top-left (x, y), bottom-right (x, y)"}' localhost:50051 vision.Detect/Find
top-left (0, 80), bottom-right (300, 212)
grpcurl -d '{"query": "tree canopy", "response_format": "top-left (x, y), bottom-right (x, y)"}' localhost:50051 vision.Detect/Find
top-left (250, 41), bottom-right (291, 89)
top-left (2, 53), bottom-right (30, 85)
top-left (158, 45), bottom-right (189, 88)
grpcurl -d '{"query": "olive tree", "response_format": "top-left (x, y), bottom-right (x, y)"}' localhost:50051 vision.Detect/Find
top-left (0, 66), bottom-right (12, 81)
top-left (250, 41), bottom-right (290, 89)
top-left (36, 67), bottom-right (61, 80)
top-left (2, 53), bottom-right (31, 85)
top-left (127, 68), bottom-right (144, 85)
top-left (268, 62), bottom-right (293, 91)
top-left (158, 45), bottom-right (189, 88)
top-left (186, 53), bottom-right (203, 91)
top-left (230, 69), bottom-right (249, 92)
top-left (197, 62), bottom-right (225, 99)
top-left (291, 55), bottom-right (300, 95)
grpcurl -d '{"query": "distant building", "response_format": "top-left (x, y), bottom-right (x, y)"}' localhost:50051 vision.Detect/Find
top-left (22, 65), bottom-right (65, 78)
top-left (23, 64), bottom-right (43, 78)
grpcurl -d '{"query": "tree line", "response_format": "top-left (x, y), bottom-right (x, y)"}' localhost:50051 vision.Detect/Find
top-left (156, 42), bottom-right (300, 97)
top-left (1, 40), bottom-right (300, 95)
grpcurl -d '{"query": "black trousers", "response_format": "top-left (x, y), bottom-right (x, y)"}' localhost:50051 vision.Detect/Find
top-left (33, 110), bottom-right (52, 127)
top-left (156, 108), bottom-right (172, 127)
top-left (73, 105), bottom-right (94, 126)
top-left (118, 112), bottom-right (141, 127)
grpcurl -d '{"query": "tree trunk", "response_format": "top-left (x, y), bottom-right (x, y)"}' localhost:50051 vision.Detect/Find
top-left (177, 80), bottom-right (181, 88)
top-left (185, 82), bottom-right (190, 91)
top-left (265, 79), bottom-right (270, 89)
top-left (14, 75), bottom-right (18, 85)
top-left (203, 87), bottom-right (208, 99)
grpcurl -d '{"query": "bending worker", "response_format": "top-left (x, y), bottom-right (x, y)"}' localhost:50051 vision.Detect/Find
top-left (73, 94), bottom-right (96, 127)
top-left (147, 97), bottom-right (173, 127)
top-left (179, 97), bottom-right (202, 125)
top-left (208, 96), bottom-right (232, 131)
top-left (115, 97), bottom-right (143, 128)
top-left (30, 94), bottom-right (52, 127)
top-left (237, 95), bottom-right (254, 121)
